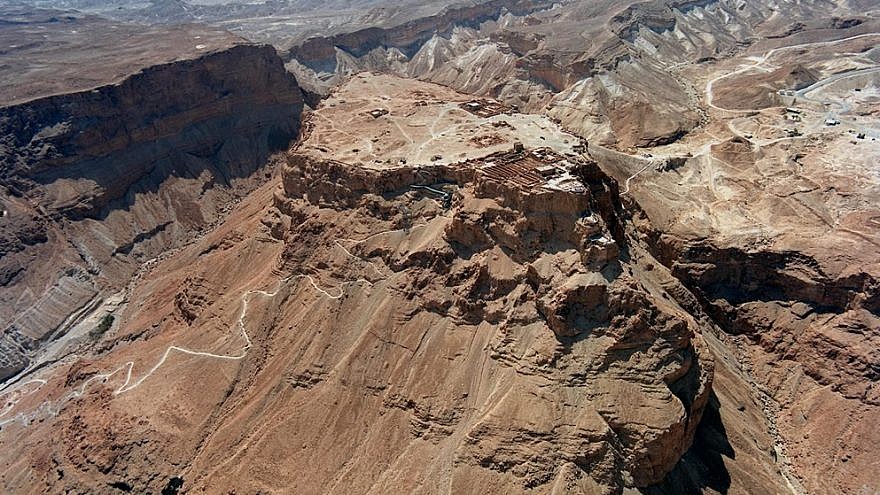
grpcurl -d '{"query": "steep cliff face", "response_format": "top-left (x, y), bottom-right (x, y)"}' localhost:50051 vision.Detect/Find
top-left (2, 44), bottom-right (301, 217)
top-left (250, 147), bottom-right (715, 493)
top-left (590, 130), bottom-right (880, 493)
top-left (233, 76), bottom-right (716, 493)
top-left (0, 43), bottom-right (304, 382)
top-left (0, 74), bottom-right (714, 494)
top-left (646, 234), bottom-right (880, 494)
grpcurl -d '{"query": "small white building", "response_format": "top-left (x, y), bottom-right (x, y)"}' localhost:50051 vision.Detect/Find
top-left (536, 165), bottom-right (561, 177)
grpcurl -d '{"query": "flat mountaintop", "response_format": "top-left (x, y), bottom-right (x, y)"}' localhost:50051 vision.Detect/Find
top-left (0, 7), bottom-right (245, 106)
top-left (302, 72), bottom-right (580, 168)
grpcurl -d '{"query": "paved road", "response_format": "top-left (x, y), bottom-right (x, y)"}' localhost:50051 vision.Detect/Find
top-left (706, 32), bottom-right (880, 112)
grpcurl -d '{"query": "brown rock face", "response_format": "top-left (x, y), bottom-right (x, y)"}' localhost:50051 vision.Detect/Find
top-left (2, 2), bottom-right (879, 493)
top-left (590, 90), bottom-right (880, 491)
top-left (0, 42), bottom-right (304, 381)
top-left (0, 76), bottom-right (714, 494)
top-left (652, 240), bottom-right (880, 493)
top-left (252, 79), bottom-right (714, 491)
top-left (1, 43), bottom-right (302, 218)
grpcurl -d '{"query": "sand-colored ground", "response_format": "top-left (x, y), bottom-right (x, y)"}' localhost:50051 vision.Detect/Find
top-left (303, 73), bottom-right (581, 167)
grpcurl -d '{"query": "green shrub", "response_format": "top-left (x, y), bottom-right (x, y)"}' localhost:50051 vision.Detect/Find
top-left (90, 314), bottom-right (115, 340)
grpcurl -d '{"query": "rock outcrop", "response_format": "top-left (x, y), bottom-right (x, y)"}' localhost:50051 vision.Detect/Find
top-left (0, 75), bottom-right (714, 494)
top-left (253, 78), bottom-right (715, 491)
top-left (0, 40), bottom-right (304, 382)
top-left (2, 3), bottom-right (876, 489)
top-left (591, 120), bottom-right (880, 493)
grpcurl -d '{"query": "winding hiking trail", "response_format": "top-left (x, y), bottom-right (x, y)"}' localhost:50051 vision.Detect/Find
top-left (620, 162), bottom-right (653, 196)
top-left (0, 225), bottom-right (417, 430)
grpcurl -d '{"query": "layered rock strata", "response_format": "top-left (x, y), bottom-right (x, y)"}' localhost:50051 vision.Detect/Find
top-left (261, 135), bottom-right (714, 491)
top-left (0, 42), bottom-right (304, 382)
top-left (592, 140), bottom-right (880, 494)
top-left (284, 0), bottom-right (857, 149)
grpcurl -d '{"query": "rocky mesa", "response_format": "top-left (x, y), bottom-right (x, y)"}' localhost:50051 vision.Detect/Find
top-left (0, 73), bottom-right (713, 494)
top-left (0, 13), bottom-right (305, 383)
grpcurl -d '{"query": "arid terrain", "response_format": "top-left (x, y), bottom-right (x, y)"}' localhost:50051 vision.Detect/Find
top-left (0, 0), bottom-right (879, 494)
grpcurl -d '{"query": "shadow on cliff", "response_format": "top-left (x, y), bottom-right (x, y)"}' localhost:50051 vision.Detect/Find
top-left (39, 119), bottom-right (298, 223)
top-left (1, 43), bottom-right (306, 225)
top-left (639, 391), bottom-right (733, 495)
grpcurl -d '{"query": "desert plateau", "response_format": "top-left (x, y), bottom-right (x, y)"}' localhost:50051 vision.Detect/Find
top-left (0, 0), bottom-right (878, 494)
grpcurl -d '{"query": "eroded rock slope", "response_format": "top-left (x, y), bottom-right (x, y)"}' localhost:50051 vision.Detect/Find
top-left (0, 74), bottom-right (714, 495)
top-left (0, 18), bottom-right (304, 382)
top-left (285, 0), bottom-right (857, 149)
